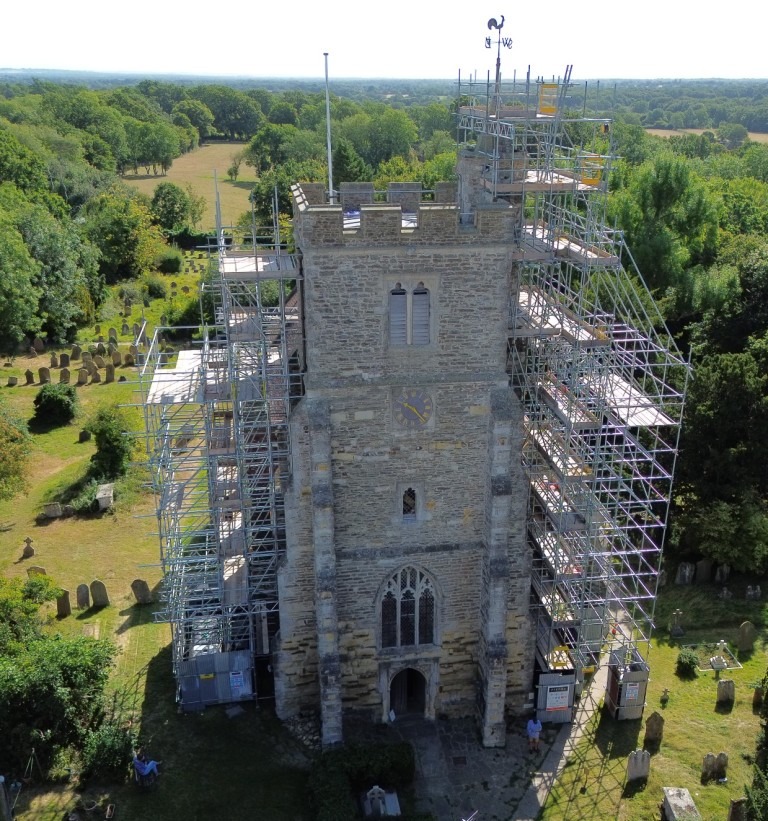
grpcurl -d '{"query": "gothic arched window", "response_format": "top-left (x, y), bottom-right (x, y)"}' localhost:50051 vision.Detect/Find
top-left (381, 566), bottom-right (435, 648)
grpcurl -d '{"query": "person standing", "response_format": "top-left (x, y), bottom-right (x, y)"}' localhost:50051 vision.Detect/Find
top-left (526, 716), bottom-right (542, 753)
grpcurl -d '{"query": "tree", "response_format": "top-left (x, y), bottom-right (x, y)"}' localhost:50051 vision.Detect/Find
top-left (0, 396), bottom-right (31, 502)
top-left (87, 405), bottom-right (137, 479)
top-left (332, 139), bottom-right (370, 184)
top-left (716, 122), bottom-right (749, 150)
top-left (172, 99), bottom-right (215, 141)
top-left (33, 383), bottom-right (79, 426)
top-left (151, 181), bottom-right (191, 232)
top-left (0, 212), bottom-right (41, 356)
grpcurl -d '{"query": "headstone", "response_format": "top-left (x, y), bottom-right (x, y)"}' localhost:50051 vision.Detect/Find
top-left (129, 344), bottom-right (138, 358)
top-left (62, 504), bottom-right (75, 517)
top-left (715, 752), bottom-right (729, 780)
top-left (719, 587), bottom-right (733, 600)
top-left (108, 342), bottom-right (117, 355)
top-left (715, 564), bottom-right (731, 584)
top-left (670, 608), bottom-right (685, 638)
top-left (366, 785), bottom-right (386, 818)
top-left (22, 537), bottom-right (34, 559)
top-left (90, 580), bottom-right (109, 607)
top-left (182, 285), bottom-right (190, 294)
top-left (38, 366), bottom-right (51, 384)
top-left (105, 363), bottom-right (115, 383)
top-left (738, 620), bottom-right (757, 653)
top-left (663, 787), bottom-right (701, 820)
top-left (50, 352), bottom-right (59, 368)
top-left (44, 502), bottom-right (63, 518)
top-left (702, 752), bottom-right (717, 782)
top-left (96, 342), bottom-right (106, 356)
top-left (96, 483), bottom-right (114, 510)
top-left (56, 590), bottom-right (71, 618)
top-left (28, 346), bottom-right (38, 358)
top-left (33, 337), bottom-right (45, 352)
top-left (717, 679), bottom-right (735, 704)
top-left (60, 367), bottom-right (70, 384)
top-left (119, 375), bottom-right (127, 382)
top-left (71, 344), bottom-right (81, 361)
top-left (60, 352), bottom-right (70, 368)
top-left (81, 351), bottom-right (93, 364)
top-left (728, 798), bottom-right (748, 821)
top-left (76, 584), bottom-right (90, 609)
top-left (108, 327), bottom-right (117, 341)
top-left (132, 323), bottom-right (140, 338)
top-left (77, 368), bottom-right (88, 386)
top-left (122, 322), bottom-right (130, 335)
top-left (94, 324), bottom-right (101, 335)
top-left (124, 353), bottom-right (135, 366)
top-left (658, 569), bottom-right (667, 588)
top-left (111, 350), bottom-right (122, 366)
top-left (695, 558), bottom-right (713, 584)
top-left (93, 354), bottom-right (106, 368)
top-left (27, 565), bottom-right (47, 577)
top-left (131, 579), bottom-right (153, 604)
top-left (675, 562), bottom-right (694, 585)
top-left (24, 369), bottom-right (34, 385)
top-left (626, 748), bottom-right (650, 782)
top-left (644, 711), bottom-right (664, 745)
top-left (7, 376), bottom-right (17, 387)
top-left (91, 370), bottom-right (101, 384)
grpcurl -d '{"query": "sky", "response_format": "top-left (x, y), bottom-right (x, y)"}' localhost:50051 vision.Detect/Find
top-left (3, 1), bottom-right (767, 81)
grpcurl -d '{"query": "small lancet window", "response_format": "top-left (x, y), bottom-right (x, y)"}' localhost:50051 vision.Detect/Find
top-left (402, 487), bottom-right (417, 519)
top-left (389, 283), bottom-right (407, 346)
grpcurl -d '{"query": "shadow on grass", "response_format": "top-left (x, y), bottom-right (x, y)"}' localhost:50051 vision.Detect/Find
top-left (714, 700), bottom-right (735, 715)
top-left (621, 778), bottom-right (647, 799)
top-left (593, 707), bottom-right (641, 759)
top-left (115, 603), bottom-right (156, 636)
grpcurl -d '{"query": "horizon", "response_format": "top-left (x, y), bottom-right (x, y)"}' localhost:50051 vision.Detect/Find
top-left (4, 1), bottom-right (768, 83)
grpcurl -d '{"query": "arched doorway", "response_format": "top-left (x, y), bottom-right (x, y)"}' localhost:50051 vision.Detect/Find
top-left (390, 668), bottom-right (426, 717)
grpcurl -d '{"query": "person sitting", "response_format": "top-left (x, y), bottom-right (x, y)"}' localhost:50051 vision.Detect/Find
top-left (133, 752), bottom-right (161, 783)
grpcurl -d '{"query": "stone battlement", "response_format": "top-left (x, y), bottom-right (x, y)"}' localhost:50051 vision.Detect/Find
top-left (291, 181), bottom-right (519, 247)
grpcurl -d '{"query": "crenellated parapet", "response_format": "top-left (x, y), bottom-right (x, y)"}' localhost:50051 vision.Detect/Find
top-left (291, 182), bottom-right (520, 248)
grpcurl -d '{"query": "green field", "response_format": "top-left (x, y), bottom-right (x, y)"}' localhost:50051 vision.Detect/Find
top-left (646, 127), bottom-right (768, 144)
top-left (122, 141), bottom-right (254, 230)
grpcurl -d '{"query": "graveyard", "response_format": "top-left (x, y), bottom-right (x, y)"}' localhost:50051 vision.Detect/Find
top-left (0, 256), bottom-right (766, 820)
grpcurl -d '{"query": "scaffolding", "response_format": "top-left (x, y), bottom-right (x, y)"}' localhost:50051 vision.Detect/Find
top-left (137, 222), bottom-right (304, 709)
top-left (457, 70), bottom-right (688, 712)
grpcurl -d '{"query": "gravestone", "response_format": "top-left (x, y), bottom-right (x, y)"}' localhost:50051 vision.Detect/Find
top-left (77, 368), bottom-right (88, 386)
top-left (719, 587), bottom-right (733, 600)
top-left (715, 563), bottom-right (731, 584)
top-left (28, 346), bottom-right (38, 357)
top-left (7, 376), bottom-right (17, 387)
top-left (715, 752), bottom-right (729, 780)
top-left (60, 352), bottom-right (70, 368)
top-left (644, 711), bottom-right (664, 746)
top-left (81, 351), bottom-right (92, 364)
top-left (695, 558), bottom-right (713, 584)
top-left (90, 580), bottom-right (109, 607)
top-left (62, 504), bottom-right (74, 517)
top-left (738, 620), bottom-right (757, 653)
top-left (658, 568), bottom-right (667, 588)
top-left (670, 608), bottom-right (685, 638)
top-left (33, 337), bottom-right (45, 352)
top-left (129, 344), bottom-right (138, 358)
top-left (79, 429), bottom-right (91, 443)
top-left (182, 285), bottom-right (190, 294)
top-left (717, 679), bottom-right (735, 704)
top-left (119, 375), bottom-right (127, 382)
top-left (108, 327), bottom-right (117, 341)
top-left (24, 369), bottom-right (34, 385)
top-left (131, 579), bottom-right (153, 604)
top-left (50, 352), bottom-right (59, 368)
top-left (60, 368), bottom-right (70, 384)
top-left (96, 342), bottom-right (106, 356)
top-left (122, 322), bottom-right (130, 335)
top-left (71, 344), bottom-right (81, 360)
top-left (94, 324), bottom-right (101, 335)
top-left (44, 503), bottom-right (63, 518)
top-left (132, 323), bottom-right (140, 337)
top-left (93, 354), bottom-right (106, 368)
top-left (702, 752), bottom-right (717, 782)
top-left (96, 483), bottom-right (114, 510)
top-left (111, 350), bottom-right (122, 366)
top-left (105, 363), bottom-right (115, 383)
top-left (38, 366), bottom-right (50, 384)
top-left (366, 785), bottom-right (386, 818)
top-left (663, 787), bottom-right (701, 820)
top-left (76, 584), bottom-right (90, 609)
top-left (124, 353), bottom-right (135, 366)
top-left (728, 798), bottom-right (748, 821)
top-left (27, 566), bottom-right (47, 578)
top-left (627, 749), bottom-right (650, 782)
top-left (675, 562), bottom-right (695, 585)
top-left (56, 590), bottom-right (71, 618)
top-left (91, 370), bottom-right (101, 384)
top-left (85, 360), bottom-right (97, 376)
top-left (22, 537), bottom-right (34, 559)
top-left (108, 342), bottom-right (117, 355)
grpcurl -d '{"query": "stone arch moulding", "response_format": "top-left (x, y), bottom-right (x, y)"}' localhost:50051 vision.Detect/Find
top-left (379, 659), bottom-right (439, 723)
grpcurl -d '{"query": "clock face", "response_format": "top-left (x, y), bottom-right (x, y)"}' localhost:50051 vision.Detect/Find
top-left (393, 389), bottom-right (433, 429)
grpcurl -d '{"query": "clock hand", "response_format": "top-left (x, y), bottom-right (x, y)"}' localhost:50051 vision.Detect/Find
top-left (402, 402), bottom-right (427, 423)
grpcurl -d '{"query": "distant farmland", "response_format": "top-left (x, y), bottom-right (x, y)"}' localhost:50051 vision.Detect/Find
top-left (646, 127), bottom-right (768, 143)
top-left (122, 141), bottom-right (253, 230)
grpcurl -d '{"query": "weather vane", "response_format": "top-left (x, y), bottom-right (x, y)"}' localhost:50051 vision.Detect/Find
top-left (485, 15), bottom-right (512, 52)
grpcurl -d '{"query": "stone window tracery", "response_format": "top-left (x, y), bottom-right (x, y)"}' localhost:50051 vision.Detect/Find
top-left (381, 566), bottom-right (435, 648)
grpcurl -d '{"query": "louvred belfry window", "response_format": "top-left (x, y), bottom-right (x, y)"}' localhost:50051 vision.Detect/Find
top-left (411, 283), bottom-right (430, 346)
top-left (389, 284), bottom-right (407, 346)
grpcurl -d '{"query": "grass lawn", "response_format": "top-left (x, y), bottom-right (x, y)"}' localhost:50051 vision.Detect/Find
top-left (541, 585), bottom-right (768, 821)
top-left (646, 127), bottom-right (768, 144)
top-left (122, 141), bottom-right (254, 230)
